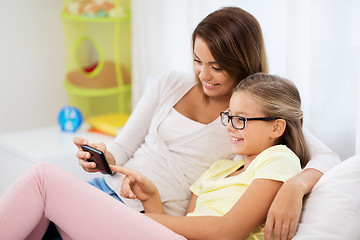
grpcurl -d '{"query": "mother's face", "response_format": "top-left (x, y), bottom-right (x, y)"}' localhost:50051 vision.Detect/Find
top-left (193, 37), bottom-right (236, 98)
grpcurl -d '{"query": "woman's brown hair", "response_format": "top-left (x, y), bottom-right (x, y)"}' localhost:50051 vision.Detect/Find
top-left (192, 7), bottom-right (268, 84)
top-left (234, 73), bottom-right (310, 167)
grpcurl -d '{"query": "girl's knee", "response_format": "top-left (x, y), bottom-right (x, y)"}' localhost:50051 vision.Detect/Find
top-left (32, 162), bottom-right (59, 174)
top-left (30, 163), bottom-right (62, 183)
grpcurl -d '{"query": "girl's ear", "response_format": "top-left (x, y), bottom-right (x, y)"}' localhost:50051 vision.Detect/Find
top-left (271, 119), bottom-right (286, 139)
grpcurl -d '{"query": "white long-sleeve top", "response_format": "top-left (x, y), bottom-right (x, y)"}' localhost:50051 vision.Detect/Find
top-left (105, 71), bottom-right (340, 216)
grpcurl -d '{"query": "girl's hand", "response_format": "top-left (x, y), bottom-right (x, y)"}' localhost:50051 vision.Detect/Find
top-left (110, 165), bottom-right (159, 201)
top-left (73, 137), bottom-right (115, 173)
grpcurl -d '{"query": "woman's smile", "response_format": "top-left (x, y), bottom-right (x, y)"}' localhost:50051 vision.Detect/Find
top-left (202, 81), bottom-right (220, 89)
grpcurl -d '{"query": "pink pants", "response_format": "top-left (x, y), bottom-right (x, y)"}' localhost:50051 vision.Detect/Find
top-left (0, 163), bottom-right (186, 240)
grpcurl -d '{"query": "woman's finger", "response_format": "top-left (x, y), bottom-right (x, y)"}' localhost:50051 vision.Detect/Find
top-left (272, 218), bottom-right (283, 240)
top-left (73, 137), bottom-right (88, 148)
top-left (76, 149), bottom-right (90, 160)
top-left (280, 220), bottom-right (290, 240)
top-left (288, 217), bottom-right (299, 239)
top-left (264, 216), bottom-right (275, 240)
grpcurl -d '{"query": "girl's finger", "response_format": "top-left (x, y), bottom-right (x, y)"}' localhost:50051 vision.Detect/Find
top-left (110, 165), bottom-right (136, 177)
top-left (120, 177), bottom-right (136, 199)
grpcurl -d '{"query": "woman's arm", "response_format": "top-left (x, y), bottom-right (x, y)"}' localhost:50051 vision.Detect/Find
top-left (264, 130), bottom-right (341, 240)
top-left (264, 168), bottom-right (322, 240)
top-left (302, 129), bottom-right (340, 172)
top-left (106, 74), bottom-right (167, 166)
top-left (73, 76), bottom-right (163, 171)
top-left (147, 179), bottom-right (283, 240)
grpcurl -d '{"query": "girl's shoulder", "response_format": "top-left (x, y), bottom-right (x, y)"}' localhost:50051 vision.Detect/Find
top-left (253, 145), bottom-right (299, 165)
top-left (249, 145), bottom-right (302, 181)
top-left (203, 159), bottom-right (244, 179)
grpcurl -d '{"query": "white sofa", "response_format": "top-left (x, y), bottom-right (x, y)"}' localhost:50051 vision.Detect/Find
top-left (293, 154), bottom-right (360, 239)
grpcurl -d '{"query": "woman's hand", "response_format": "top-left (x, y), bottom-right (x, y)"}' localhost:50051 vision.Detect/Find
top-left (111, 165), bottom-right (165, 214)
top-left (264, 169), bottom-right (323, 240)
top-left (73, 137), bottom-right (115, 173)
top-left (264, 180), bottom-right (303, 240)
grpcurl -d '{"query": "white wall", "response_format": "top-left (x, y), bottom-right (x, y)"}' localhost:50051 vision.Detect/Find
top-left (131, 0), bottom-right (360, 161)
top-left (1, 1), bottom-right (359, 161)
top-left (0, 1), bottom-right (67, 133)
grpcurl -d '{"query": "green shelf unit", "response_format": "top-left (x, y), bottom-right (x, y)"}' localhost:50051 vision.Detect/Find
top-left (61, 0), bottom-right (131, 118)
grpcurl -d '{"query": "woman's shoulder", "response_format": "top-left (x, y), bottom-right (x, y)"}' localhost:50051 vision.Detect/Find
top-left (151, 71), bottom-right (196, 91)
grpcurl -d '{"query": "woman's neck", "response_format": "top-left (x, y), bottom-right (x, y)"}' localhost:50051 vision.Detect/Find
top-left (198, 84), bottom-right (231, 109)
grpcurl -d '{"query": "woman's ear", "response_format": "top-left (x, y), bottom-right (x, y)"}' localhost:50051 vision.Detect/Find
top-left (271, 119), bottom-right (286, 139)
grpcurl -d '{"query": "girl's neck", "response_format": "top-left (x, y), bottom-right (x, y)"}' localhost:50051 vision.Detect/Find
top-left (242, 155), bottom-right (257, 170)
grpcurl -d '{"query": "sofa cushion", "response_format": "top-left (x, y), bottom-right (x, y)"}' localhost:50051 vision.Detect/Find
top-left (293, 154), bottom-right (360, 239)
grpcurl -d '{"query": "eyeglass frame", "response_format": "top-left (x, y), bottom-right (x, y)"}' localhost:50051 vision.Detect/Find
top-left (220, 112), bottom-right (281, 130)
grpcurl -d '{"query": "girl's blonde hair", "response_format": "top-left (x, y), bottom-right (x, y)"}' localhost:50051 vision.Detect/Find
top-left (234, 73), bottom-right (310, 167)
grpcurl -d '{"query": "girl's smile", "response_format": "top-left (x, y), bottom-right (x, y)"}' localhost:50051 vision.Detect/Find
top-left (230, 135), bottom-right (244, 144)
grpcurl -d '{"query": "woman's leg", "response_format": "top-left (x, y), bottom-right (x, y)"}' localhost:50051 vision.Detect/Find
top-left (0, 163), bottom-right (186, 240)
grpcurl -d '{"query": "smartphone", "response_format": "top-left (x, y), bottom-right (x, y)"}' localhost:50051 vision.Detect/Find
top-left (81, 145), bottom-right (112, 175)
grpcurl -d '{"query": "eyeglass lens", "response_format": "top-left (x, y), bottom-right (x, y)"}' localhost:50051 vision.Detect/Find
top-left (221, 113), bottom-right (245, 129)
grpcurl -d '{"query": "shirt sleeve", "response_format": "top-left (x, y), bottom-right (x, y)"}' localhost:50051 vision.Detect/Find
top-left (107, 72), bottom-right (168, 166)
top-left (189, 159), bottom-right (231, 196)
top-left (252, 146), bottom-right (302, 183)
top-left (303, 128), bottom-right (341, 173)
top-left (189, 163), bottom-right (214, 196)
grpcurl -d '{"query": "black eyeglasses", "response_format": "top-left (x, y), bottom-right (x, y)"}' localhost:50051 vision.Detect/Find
top-left (220, 112), bottom-right (281, 130)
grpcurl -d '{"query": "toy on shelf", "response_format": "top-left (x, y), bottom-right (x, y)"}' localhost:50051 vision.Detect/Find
top-left (58, 106), bottom-right (83, 132)
top-left (64, 0), bottom-right (125, 18)
top-left (87, 112), bottom-right (130, 136)
top-left (61, 0), bottom-right (131, 119)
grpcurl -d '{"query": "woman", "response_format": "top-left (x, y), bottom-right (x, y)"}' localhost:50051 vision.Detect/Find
top-left (73, 7), bottom-right (339, 239)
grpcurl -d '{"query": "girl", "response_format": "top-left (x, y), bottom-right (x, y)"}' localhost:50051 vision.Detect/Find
top-left (0, 73), bottom-right (307, 239)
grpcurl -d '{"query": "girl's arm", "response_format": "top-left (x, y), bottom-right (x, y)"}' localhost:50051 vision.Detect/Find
top-left (264, 130), bottom-right (341, 240)
top-left (110, 165), bottom-right (165, 214)
top-left (147, 179), bottom-right (283, 240)
top-left (184, 193), bottom-right (198, 215)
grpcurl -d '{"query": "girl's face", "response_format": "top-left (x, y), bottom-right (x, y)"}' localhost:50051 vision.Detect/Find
top-left (193, 37), bottom-right (236, 98)
top-left (227, 91), bottom-right (276, 161)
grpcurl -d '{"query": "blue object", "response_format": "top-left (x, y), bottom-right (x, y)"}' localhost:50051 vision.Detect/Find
top-left (58, 106), bottom-right (83, 132)
top-left (88, 177), bottom-right (124, 203)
